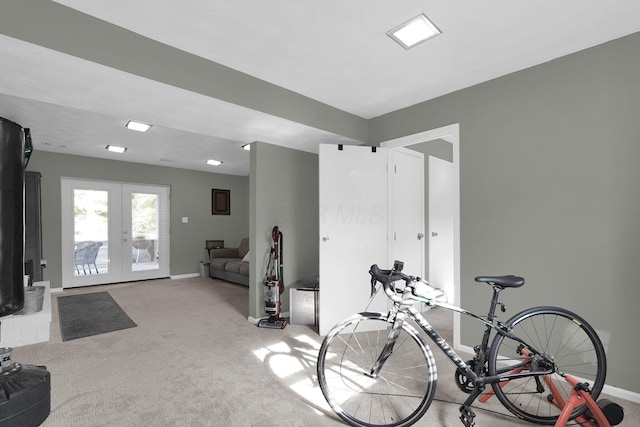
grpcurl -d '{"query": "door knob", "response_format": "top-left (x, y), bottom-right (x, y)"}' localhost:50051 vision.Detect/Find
top-left (417, 233), bottom-right (425, 240)
top-left (432, 232), bottom-right (438, 237)
top-left (322, 235), bottom-right (330, 242)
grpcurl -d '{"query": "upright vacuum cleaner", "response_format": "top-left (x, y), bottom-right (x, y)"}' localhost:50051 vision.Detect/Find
top-left (258, 226), bottom-right (287, 329)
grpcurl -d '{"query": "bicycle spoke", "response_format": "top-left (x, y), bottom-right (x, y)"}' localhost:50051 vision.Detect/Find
top-left (489, 308), bottom-right (606, 425)
top-left (318, 314), bottom-right (436, 427)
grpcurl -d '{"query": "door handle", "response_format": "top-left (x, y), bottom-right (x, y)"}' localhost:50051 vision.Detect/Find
top-left (417, 233), bottom-right (425, 240)
top-left (322, 235), bottom-right (330, 242)
top-left (432, 232), bottom-right (438, 237)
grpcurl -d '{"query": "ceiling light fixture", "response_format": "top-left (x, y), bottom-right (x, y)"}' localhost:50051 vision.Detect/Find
top-left (242, 144), bottom-right (251, 151)
top-left (206, 159), bottom-right (223, 166)
top-left (106, 145), bottom-right (127, 153)
top-left (125, 120), bottom-right (152, 132)
top-left (387, 13), bottom-right (441, 50)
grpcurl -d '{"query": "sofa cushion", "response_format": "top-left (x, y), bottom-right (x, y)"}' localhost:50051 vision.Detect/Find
top-left (211, 258), bottom-right (239, 271)
top-left (237, 238), bottom-right (249, 259)
top-left (224, 261), bottom-right (245, 274)
top-left (238, 262), bottom-right (249, 276)
top-left (210, 248), bottom-right (239, 259)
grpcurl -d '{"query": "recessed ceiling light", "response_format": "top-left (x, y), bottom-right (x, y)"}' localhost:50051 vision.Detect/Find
top-left (106, 145), bottom-right (127, 153)
top-left (242, 144), bottom-right (251, 151)
top-left (387, 13), bottom-right (441, 50)
top-left (125, 120), bottom-right (152, 132)
top-left (206, 159), bottom-right (223, 166)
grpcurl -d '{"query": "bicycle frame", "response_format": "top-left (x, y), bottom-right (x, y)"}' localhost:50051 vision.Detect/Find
top-left (370, 277), bottom-right (554, 395)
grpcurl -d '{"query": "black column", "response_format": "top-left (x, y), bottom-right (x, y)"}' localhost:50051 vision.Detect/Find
top-left (0, 117), bottom-right (25, 316)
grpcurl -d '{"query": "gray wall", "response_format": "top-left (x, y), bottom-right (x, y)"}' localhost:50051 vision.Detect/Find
top-left (369, 32), bottom-right (640, 393)
top-left (26, 151), bottom-right (249, 289)
top-left (249, 142), bottom-right (319, 320)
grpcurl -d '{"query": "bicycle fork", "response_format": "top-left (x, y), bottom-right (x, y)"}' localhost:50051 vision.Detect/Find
top-left (364, 314), bottom-right (406, 378)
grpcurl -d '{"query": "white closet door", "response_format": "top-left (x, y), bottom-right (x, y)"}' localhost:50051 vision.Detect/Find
top-left (389, 147), bottom-right (425, 278)
top-left (428, 156), bottom-right (454, 301)
top-left (318, 145), bottom-right (389, 335)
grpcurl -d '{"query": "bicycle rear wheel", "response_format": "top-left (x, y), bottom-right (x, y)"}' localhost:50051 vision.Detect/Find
top-left (317, 313), bottom-right (436, 427)
top-left (488, 306), bottom-right (606, 424)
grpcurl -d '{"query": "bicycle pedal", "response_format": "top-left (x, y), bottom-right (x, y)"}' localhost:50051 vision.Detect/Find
top-left (459, 406), bottom-right (476, 427)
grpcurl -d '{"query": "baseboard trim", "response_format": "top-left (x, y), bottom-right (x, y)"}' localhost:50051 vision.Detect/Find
top-left (454, 344), bottom-right (640, 404)
top-left (602, 384), bottom-right (640, 404)
top-left (170, 273), bottom-right (200, 280)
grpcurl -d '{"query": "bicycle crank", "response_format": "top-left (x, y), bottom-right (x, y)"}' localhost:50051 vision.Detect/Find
top-left (455, 360), bottom-right (477, 393)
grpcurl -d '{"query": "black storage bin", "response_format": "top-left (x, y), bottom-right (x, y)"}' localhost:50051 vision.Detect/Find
top-left (0, 364), bottom-right (51, 426)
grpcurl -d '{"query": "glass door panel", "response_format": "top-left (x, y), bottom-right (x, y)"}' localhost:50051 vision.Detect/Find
top-left (62, 178), bottom-right (122, 288)
top-left (73, 189), bottom-right (109, 276)
top-left (130, 192), bottom-right (159, 271)
top-left (121, 183), bottom-right (170, 281)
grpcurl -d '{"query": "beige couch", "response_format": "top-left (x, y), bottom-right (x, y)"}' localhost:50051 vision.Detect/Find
top-left (209, 238), bottom-right (249, 286)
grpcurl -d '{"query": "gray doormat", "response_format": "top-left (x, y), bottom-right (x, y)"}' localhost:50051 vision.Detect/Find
top-left (58, 291), bottom-right (137, 341)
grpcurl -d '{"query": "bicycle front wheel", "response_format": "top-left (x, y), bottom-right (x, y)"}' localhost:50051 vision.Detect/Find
top-left (488, 306), bottom-right (607, 424)
top-left (317, 313), bottom-right (436, 427)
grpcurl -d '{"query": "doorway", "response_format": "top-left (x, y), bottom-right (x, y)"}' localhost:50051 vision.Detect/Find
top-left (61, 178), bottom-right (170, 288)
top-left (380, 124), bottom-right (461, 347)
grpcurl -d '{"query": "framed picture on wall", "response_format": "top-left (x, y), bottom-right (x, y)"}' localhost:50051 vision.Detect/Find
top-left (211, 189), bottom-right (230, 215)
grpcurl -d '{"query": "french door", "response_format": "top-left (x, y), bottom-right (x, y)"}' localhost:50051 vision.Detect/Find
top-left (61, 178), bottom-right (170, 288)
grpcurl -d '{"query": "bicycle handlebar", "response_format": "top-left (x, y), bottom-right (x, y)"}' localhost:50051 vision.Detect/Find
top-left (369, 262), bottom-right (416, 300)
top-left (369, 263), bottom-right (413, 284)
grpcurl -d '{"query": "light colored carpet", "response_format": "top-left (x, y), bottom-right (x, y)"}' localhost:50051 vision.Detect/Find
top-left (12, 277), bottom-right (638, 426)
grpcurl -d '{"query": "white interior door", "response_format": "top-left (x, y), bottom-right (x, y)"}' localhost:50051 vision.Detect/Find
top-left (61, 178), bottom-right (170, 288)
top-left (428, 156), bottom-right (454, 301)
top-left (389, 147), bottom-right (424, 277)
top-left (319, 145), bottom-right (389, 335)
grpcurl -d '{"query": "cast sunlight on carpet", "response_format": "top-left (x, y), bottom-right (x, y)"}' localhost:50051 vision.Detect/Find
top-left (57, 291), bottom-right (137, 341)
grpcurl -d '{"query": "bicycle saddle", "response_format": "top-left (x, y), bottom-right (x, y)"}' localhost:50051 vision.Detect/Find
top-left (475, 275), bottom-right (524, 288)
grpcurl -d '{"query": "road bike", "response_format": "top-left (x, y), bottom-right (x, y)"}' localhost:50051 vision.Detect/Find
top-left (316, 261), bottom-right (606, 427)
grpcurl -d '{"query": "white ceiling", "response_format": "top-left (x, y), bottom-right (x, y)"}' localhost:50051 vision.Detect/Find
top-left (1, 0), bottom-right (640, 175)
